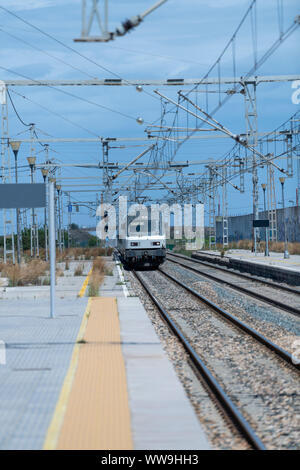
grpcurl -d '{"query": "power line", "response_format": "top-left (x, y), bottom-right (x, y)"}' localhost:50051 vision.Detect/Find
top-left (0, 27), bottom-right (98, 80)
top-left (0, 5), bottom-right (160, 103)
top-left (9, 88), bottom-right (101, 137)
top-left (0, 64), bottom-right (139, 123)
top-left (7, 89), bottom-right (31, 127)
top-left (103, 43), bottom-right (206, 66)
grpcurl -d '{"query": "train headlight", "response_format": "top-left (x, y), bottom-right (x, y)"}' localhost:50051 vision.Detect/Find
top-left (152, 242), bottom-right (160, 246)
top-left (131, 242), bottom-right (139, 247)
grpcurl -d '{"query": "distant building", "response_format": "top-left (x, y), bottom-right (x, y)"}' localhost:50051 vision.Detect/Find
top-left (216, 206), bottom-right (300, 243)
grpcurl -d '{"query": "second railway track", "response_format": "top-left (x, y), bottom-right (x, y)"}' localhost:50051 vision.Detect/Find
top-left (132, 266), bottom-right (300, 450)
top-left (166, 252), bottom-right (300, 317)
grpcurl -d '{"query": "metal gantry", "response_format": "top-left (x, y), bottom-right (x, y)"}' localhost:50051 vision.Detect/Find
top-left (28, 125), bottom-right (39, 258)
top-left (222, 166), bottom-right (229, 247)
top-left (1, 85), bottom-right (15, 263)
top-left (74, 0), bottom-right (168, 42)
top-left (208, 166), bottom-right (216, 250)
top-left (267, 160), bottom-right (278, 242)
top-left (1, 71), bottom-right (300, 259)
top-left (4, 75), bottom-right (300, 87)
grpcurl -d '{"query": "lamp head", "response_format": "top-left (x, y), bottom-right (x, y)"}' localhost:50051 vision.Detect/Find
top-left (41, 168), bottom-right (49, 179)
top-left (27, 156), bottom-right (36, 167)
top-left (9, 141), bottom-right (21, 155)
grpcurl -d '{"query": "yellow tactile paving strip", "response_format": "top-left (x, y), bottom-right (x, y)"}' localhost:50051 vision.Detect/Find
top-left (78, 268), bottom-right (93, 297)
top-left (55, 297), bottom-right (133, 450)
top-left (43, 298), bottom-right (91, 450)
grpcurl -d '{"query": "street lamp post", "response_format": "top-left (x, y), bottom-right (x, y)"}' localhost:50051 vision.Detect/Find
top-left (41, 168), bottom-right (49, 261)
top-left (261, 184), bottom-right (269, 257)
top-left (56, 184), bottom-right (63, 254)
top-left (49, 178), bottom-right (57, 251)
top-left (279, 177), bottom-right (290, 259)
top-left (27, 156), bottom-right (38, 257)
top-left (9, 141), bottom-right (21, 264)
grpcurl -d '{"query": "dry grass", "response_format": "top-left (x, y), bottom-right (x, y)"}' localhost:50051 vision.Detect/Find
top-left (215, 240), bottom-right (300, 255)
top-left (269, 241), bottom-right (300, 255)
top-left (74, 264), bottom-right (84, 276)
top-left (61, 247), bottom-right (113, 261)
top-left (87, 271), bottom-right (103, 297)
top-left (87, 257), bottom-right (106, 297)
top-left (1, 260), bottom-right (48, 287)
top-left (56, 268), bottom-right (64, 277)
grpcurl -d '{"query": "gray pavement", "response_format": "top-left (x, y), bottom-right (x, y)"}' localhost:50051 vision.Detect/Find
top-left (0, 258), bottom-right (210, 450)
top-left (0, 297), bottom-right (88, 450)
top-left (0, 260), bottom-right (91, 449)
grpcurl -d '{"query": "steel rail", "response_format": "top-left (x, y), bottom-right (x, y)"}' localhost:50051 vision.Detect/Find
top-left (168, 251), bottom-right (300, 295)
top-left (166, 253), bottom-right (300, 317)
top-left (133, 270), bottom-right (266, 451)
top-left (158, 268), bottom-right (300, 371)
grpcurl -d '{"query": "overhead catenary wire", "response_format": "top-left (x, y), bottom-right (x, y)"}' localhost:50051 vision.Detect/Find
top-left (148, 0), bottom-right (299, 164)
top-left (0, 64), bottom-right (140, 124)
top-left (0, 5), bottom-right (160, 103)
top-left (7, 89), bottom-right (31, 127)
top-left (9, 88), bottom-right (101, 138)
top-left (0, 27), bottom-right (98, 80)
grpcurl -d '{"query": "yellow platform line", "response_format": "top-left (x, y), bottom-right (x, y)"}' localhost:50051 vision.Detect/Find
top-left (43, 298), bottom-right (92, 450)
top-left (78, 268), bottom-right (93, 297)
top-left (56, 297), bottom-right (133, 450)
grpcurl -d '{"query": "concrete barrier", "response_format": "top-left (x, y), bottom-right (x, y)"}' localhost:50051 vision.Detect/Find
top-left (192, 252), bottom-right (300, 286)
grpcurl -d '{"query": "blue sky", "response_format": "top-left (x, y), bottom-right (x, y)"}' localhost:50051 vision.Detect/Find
top-left (0, 0), bottom-right (299, 228)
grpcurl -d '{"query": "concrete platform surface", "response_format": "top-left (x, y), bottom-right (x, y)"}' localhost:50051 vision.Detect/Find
top-left (202, 249), bottom-right (300, 273)
top-left (118, 297), bottom-right (210, 450)
top-left (0, 297), bottom-right (88, 450)
top-left (0, 259), bottom-right (210, 450)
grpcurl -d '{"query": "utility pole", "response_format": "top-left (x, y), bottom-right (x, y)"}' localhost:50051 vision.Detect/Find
top-left (243, 80), bottom-right (259, 255)
top-left (222, 166), bottom-right (228, 248)
top-left (67, 193), bottom-right (72, 249)
top-left (267, 156), bottom-right (278, 242)
top-left (261, 184), bottom-right (269, 257)
top-left (102, 141), bottom-right (112, 203)
top-left (9, 141), bottom-right (21, 264)
top-left (49, 177), bottom-right (57, 250)
top-left (41, 167), bottom-right (49, 261)
top-left (208, 166), bottom-right (216, 250)
top-left (279, 177), bottom-right (290, 259)
top-left (285, 131), bottom-right (293, 177)
top-left (56, 184), bottom-right (63, 253)
top-left (49, 180), bottom-right (56, 318)
top-left (1, 83), bottom-right (15, 264)
top-left (27, 155), bottom-right (39, 257)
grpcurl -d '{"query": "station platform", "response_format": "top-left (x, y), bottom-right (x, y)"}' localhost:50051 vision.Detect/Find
top-left (0, 259), bottom-right (210, 450)
top-left (210, 249), bottom-right (300, 273)
top-left (195, 250), bottom-right (300, 285)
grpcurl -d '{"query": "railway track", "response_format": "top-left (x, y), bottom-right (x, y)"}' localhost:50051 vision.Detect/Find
top-left (133, 269), bottom-right (266, 450)
top-left (167, 252), bottom-right (300, 317)
top-left (133, 267), bottom-right (300, 450)
top-left (183, 252), bottom-right (300, 294)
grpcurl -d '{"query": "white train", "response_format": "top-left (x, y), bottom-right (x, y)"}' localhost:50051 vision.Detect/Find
top-left (117, 235), bottom-right (166, 268)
